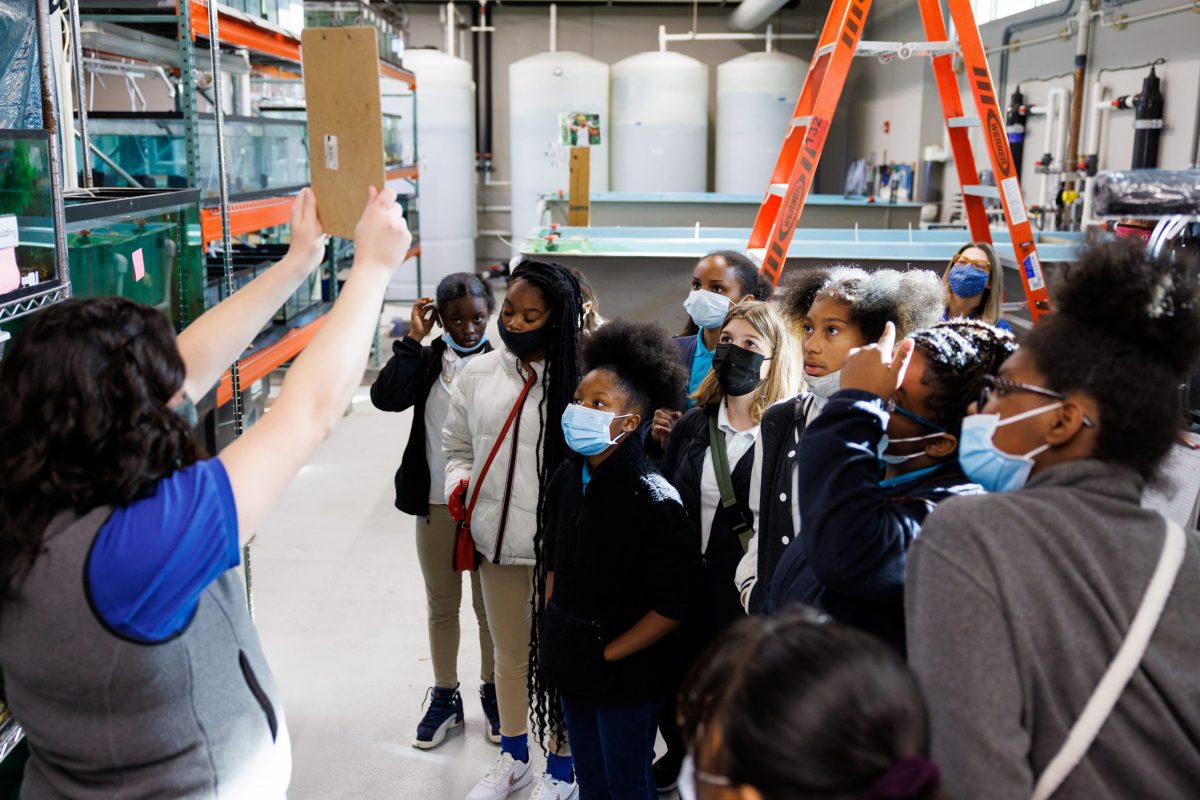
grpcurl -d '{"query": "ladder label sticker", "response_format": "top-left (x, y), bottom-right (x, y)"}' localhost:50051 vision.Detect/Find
top-left (324, 135), bottom-right (339, 171)
top-left (0, 215), bottom-right (17, 250)
top-left (1001, 176), bottom-right (1028, 225)
top-left (1023, 252), bottom-right (1045, 292)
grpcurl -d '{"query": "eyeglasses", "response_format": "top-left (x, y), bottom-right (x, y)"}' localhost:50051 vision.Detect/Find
top-left (951, 255), bottom-right (991, 269)
top-left (977, 375), bottom-right (1096, 428)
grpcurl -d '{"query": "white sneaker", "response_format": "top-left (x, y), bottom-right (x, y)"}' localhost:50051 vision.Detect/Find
top-left (529, 773), bottom-right (579, 800)
top-left (466, 753), bottom-right (533, 800)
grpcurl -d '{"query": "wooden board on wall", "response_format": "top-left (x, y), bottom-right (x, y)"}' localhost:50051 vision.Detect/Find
top-left (301, 27), bottom-right (386, 239)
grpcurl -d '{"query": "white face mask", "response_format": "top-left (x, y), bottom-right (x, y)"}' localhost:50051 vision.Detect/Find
top-left (806, 369), bottom-right (841, 411)
top-left (677, 753), bottom-right (732, 800)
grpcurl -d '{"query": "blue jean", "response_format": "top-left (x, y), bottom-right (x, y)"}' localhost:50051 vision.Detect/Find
top-left (560, 693), bottom-right (661, 800)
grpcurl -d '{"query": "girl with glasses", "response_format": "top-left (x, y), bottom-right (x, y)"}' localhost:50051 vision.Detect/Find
top-left (941, 242), bottom-right (1012, 332)
top-left (767, 319), bottom-right (1016, 653)
top-left (908, 239), bottom-right (1200, 798)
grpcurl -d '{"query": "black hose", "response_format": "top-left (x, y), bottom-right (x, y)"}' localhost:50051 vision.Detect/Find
top-left (997, 0), bottom-right (1077, 102)
top-left (472, 1), bottom-right (481, 162)
top-left (483, 8), bottom-right (493, 169)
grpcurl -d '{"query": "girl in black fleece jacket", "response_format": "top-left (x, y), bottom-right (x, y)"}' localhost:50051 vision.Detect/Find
top-left (538, 320), bottom-right (701, 800)
top-left (369, 272), bottom-right (500, 749)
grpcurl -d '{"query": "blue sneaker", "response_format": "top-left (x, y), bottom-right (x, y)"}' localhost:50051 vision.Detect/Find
top-left (413, 686), bottom-right (464, 749)
top-left (480, 683), bottom-right (501, 744)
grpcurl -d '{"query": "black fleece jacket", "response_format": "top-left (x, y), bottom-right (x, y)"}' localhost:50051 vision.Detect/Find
top-left (369, 336), bottom-right (493, 516)
top-left (766, 389), bottom-right (983, 653)
top-left (539, 437), bottom-right (701, 706)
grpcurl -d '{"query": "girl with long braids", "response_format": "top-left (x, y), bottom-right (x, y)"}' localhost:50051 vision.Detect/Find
top-left (443, 260), bottom-right (582, 800)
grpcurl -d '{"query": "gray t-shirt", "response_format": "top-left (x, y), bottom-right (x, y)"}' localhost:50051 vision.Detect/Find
top-left (906, 459), bottom-right (1200, 800)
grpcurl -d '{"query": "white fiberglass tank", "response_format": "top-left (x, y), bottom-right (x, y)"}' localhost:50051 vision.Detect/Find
top-left (390, 48), bottom-right (476, 299)
top-left (716, 52), bottom-right (807, 194)
top-left (611, 51), bottom-right (708, 193)
top-left (509, 52), bottom-right (609, 249)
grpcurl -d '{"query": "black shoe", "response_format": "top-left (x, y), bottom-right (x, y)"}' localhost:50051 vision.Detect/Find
top-left (653, 751), bottom-right (683, 793)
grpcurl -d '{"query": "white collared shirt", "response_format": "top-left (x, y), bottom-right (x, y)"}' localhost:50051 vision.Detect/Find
top-left (425, 346), bottom-right (478, 504)
top-left (699, 400), bottom-right (760, 554)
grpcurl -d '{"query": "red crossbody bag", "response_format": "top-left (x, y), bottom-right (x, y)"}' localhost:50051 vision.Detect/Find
top-left (452, 369), bottom-right (538, 572)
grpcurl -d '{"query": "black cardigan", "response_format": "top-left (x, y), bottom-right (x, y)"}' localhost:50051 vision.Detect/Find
top-left (369, 336), bottom-right (493, 516)
top-left (747, 393), bottom-right (814, 613)
top-left (660, 405), bottom-right (754, 637)
top-left (766, 389), bottom-right (983, 654)
top-left (539, 438), bottom-right (701, 706)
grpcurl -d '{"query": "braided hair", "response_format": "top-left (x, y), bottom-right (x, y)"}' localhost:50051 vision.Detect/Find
top-left (511, 260), bottom-right (583, 752)
top-left (910, 320), bottom-right (1018, 438)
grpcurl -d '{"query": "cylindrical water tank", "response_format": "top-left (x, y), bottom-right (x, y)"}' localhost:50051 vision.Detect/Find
top-left (716, 52), bottom-right (807, 195)
top-left (509, 52), bottom-right (609, 249)
top-left (391, 48), bottom-right (476, 299)
top-left (611, 51), bottom-right (708, 193)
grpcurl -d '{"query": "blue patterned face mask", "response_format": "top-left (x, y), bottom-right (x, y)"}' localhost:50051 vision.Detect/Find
top-left (561, 404), bottom-right (632, 456)
top-left (948, 264), bottom-right (989, 298)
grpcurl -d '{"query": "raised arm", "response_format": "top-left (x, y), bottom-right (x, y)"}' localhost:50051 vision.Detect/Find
top-left (219, 187), bottom-right (412, 543)
top-left (177, 188), bottom-right (327, 401)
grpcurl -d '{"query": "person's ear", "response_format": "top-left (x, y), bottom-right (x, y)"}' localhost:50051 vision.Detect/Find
top-left (926, 432), bottom-right (958, 459)
top-left (622, 413), bottom-right (642, 433)
top-left (1045, 398), bottom-right (1095, 446)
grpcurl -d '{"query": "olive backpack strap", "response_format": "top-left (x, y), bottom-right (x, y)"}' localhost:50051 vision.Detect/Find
top-left (709, 414), bottom-right (755, 552)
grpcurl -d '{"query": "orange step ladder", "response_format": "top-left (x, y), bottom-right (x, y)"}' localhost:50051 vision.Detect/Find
top-left (748, 0), bottom-right (1052, 323)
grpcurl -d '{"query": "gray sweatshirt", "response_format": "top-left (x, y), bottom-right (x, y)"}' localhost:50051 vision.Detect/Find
top-left (906, 459), bottom-right (1200, 800)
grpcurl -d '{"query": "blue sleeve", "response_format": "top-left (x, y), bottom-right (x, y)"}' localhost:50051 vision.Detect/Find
top-left (88, 459), bottom-right (241, 642)
top-left (996, 318), bottom-right (1014, 333)
top-left (794, 390), bottom-right (922, 597)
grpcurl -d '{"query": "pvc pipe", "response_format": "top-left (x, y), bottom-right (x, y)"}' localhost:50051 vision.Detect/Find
top-left (549, 3), bottom-right (557, 53)
top-left (445, 2), bottom-right (456, 58)
top-left (658, 24), bottom-right (816, 51)
top-left (1101, 1), bottom-right (1197, 29)
top-left (730, 0), bottom-right (789, 32)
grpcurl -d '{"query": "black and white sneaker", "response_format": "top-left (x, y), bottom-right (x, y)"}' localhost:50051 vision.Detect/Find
top-left (412, 686), bottom-right (464, 750)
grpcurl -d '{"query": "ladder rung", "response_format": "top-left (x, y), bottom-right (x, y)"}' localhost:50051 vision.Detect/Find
top-left (815, 43), bottom-right (836, 60)
top-left (769, 183), bottom-right (789, 197)
top-left (855, 40), bottom-right (957, 60)
top-left (792, 115), bottom-right (812, 129)
top-left (947, 116), bottom-right (981, 128)
top-left (962, 185), bottom-right (1001, 199)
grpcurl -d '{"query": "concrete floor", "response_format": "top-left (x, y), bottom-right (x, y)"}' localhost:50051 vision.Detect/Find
top-left (250, 368), bottom-right (678, 799)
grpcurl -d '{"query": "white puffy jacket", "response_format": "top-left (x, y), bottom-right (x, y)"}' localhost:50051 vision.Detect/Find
top-left (442, 348), bottom-right (545, 566)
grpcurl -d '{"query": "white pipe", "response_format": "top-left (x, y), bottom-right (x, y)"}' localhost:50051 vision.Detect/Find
top-left (730, 0), bottom-right (789, 32)
top-left (1101, 1), bottom-right (1197, 29)
top-left (658, 24), bottom-right (816, 51)
top-left (444, 2), bottom-right (456, 58)
top-left (549, 3), bottom-right (557, 53)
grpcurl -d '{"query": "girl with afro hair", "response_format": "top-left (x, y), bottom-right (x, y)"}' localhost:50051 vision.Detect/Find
top-left (536, 320), bottom-right (701, 800)
top-left (735, 266), bottom-right (945, 614)
top-left (908, 238), bottom-right (1200, 799)
top-left (768, 318), bottom-right (1017, 653)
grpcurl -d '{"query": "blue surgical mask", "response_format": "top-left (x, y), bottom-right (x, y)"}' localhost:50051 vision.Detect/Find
top-left (683, 289), bottom-right (732, 330)
top-left (561, 404), bottom-right (632, 456)
top-left (442, 331), bottom-right (488, 355)
top-left (948, 264), bottom-right (989, 298)
top-left (958, 403), bottom-right (1060, 492)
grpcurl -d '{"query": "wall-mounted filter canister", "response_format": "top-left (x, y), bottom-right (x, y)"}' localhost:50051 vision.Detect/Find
top-left (1131, 67), bottom-right (1164, 170)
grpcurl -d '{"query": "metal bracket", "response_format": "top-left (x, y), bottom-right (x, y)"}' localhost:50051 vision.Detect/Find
top-left (0, 285), bottom-right (72, 323)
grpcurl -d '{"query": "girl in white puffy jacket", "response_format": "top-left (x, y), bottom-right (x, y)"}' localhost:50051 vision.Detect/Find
top-left (443, 260), bottom-right (584, 800)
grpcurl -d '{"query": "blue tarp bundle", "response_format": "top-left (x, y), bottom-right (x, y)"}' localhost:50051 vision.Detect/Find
top-left (0, 0), bottom-right (44, 130)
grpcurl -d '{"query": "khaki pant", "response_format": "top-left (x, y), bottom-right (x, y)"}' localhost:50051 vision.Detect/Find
top-left (478, 558), bottom-right (568, 755)
top-left (415, 505), bottom-right (495, 689)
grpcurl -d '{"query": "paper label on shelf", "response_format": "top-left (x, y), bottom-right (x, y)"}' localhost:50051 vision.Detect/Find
top-left (0, 248), bottom-right (18, 293)
top-left (324, 135), bottom-right (339, 170)
top-left (1000, 176), bottom-right (1028, 225)
top-left (132, 248), bottom-right (146, 282)
top-left (0, 215), bottom-right (17, 250)
top-left (1023, 252), bottom-right (1045, 292)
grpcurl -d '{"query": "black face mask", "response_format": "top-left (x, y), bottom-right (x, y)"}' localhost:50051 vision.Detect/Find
top-left (712, 343), bottom-right (767, 397)
top-left (499, 323), bottom-right (550, 359)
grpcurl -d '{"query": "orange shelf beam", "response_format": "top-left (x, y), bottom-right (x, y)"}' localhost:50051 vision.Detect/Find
top-left (201, 194), bottom-right (297, 245)
top-left (217, 313), bottom-right (327, 406)
top-left (379, 61), bottom-right (417, 87)
top-left (186, 0), bottom-right (302, 62)
top-left (386, 165), bottom-right (419, 181)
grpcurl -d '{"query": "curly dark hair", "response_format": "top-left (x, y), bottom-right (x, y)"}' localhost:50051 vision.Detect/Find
top-left (679, 612), bottom-right (942, 800)
top-left (436, 271), bottom-right (495, 316)
top-left (1025, 237), bottom-right (1200, 481)
top-left (783, 266), bottom-right (946, 340)
top-left (580, 319), bottom-right (689, 417)
top-left (911, 320), bottom-right (1018, 438)
top-left (681, 250), bottom-right (773, 336)
top-left (510, 260), bottom-right (583, 753)
top-left (0, 298), bottom-right (202, 607)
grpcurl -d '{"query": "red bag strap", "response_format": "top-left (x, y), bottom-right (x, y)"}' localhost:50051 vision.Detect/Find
top-left (463, 367), bottom-right (538, 524)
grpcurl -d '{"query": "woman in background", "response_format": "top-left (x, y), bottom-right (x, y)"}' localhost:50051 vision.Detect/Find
top-left (941, 242), bottom-right (1012, 332)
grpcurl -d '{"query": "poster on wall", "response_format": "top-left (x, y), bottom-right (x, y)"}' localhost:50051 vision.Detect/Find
top-left (559, 112), bottom-right (601, 148)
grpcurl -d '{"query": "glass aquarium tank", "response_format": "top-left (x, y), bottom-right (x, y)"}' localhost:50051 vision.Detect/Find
top-left (83, 113), bottom-right (310, 200)
top-left (0, 130), bottom-right (61, 308)
top-left (64, 188), bottom-right (205, 332)
top-left (260, 107), bottom-right (408, 169)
